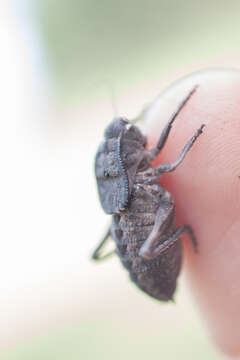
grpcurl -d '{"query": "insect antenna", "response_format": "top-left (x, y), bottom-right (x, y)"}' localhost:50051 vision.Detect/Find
top-left (108, 81), bottom-right (118, 117)
top-left (130, 102), bottom-right (151, 125)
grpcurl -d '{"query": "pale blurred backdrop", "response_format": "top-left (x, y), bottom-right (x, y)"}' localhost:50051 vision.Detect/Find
top-left (1, 0), bottom-right (240, 359)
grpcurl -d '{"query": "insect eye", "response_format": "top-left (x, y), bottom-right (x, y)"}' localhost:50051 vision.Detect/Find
top-left (104, 170), bottom-right (110, 178)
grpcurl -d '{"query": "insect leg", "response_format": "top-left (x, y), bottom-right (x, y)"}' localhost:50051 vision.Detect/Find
top-left (139, 202), bottom-right (175, 259)
top-left (140, 224), bottom-right (197, 260)
top-left (91, 226), bottom-right (115, 261)
top-left (148, 86), bottom-right (198, 159)
top-left (153, 123), bottom-right (205, 174)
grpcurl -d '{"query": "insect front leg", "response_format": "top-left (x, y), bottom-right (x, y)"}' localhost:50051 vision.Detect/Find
top-left (91, 226), bottom-right (115, 261)
top-left (148, 86), bottom-right (198, 159)
top-left (152, 123), bottom-right (205, 175)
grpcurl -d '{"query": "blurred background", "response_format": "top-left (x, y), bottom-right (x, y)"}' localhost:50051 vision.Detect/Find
top-left (1, 0), bottom-right (240, 358)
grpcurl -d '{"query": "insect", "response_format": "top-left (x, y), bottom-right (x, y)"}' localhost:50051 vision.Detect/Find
top-left (92, 87), bottom-right (205, 301)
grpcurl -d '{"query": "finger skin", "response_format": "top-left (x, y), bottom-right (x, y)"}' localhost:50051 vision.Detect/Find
top-left (145, 69), bottom-right (240, 357)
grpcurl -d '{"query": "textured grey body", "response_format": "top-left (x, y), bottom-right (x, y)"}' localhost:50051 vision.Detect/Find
top-left (93, 87), bottom-right (204, 302)
top-left (111, 182), bottom-right (182, 301)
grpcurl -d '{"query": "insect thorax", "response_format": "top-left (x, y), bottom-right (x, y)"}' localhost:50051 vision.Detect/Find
top-left (95, 118), bottom-right (147, 214)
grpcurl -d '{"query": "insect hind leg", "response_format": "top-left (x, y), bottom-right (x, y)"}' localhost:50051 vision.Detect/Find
top-left (140, 224), bottom-right (198, 260)
top-left (91, 227), bottom-right (115, 261)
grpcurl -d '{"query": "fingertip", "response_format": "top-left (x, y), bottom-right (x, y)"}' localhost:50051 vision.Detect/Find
top-left (143, 69), bottom-right (240, 357)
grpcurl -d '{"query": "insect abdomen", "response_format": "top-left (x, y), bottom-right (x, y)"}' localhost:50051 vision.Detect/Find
top-left (112, 183), bottom-right (182, 301)
top-left (129, 241), bottom-right (182, 301)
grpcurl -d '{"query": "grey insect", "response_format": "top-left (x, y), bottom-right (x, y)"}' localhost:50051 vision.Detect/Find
top-left (92, 87), bottom-right (204, 301)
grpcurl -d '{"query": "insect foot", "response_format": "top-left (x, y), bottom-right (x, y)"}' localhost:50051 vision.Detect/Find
top-left (92, 86), bottom-right (205, 301)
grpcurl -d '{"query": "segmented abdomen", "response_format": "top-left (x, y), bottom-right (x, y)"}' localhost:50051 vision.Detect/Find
top-left (111, 183), bottom-right (182, 301)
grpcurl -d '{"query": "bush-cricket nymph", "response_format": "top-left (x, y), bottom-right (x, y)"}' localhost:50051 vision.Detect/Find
top-left (92, 87), bottom-right (205, 301)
